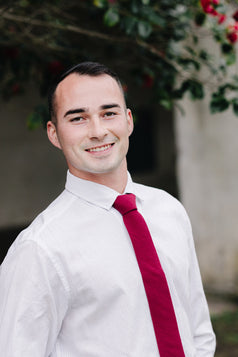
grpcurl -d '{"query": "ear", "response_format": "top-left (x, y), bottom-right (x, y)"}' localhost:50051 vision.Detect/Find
top-left (47, 121), bottom-right (62, 150)
top-left (126, 109), bottom-right (134, 136)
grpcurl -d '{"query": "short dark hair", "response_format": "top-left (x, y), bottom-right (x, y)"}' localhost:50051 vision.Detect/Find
top-left (48, 61), bottom-right (125, 123)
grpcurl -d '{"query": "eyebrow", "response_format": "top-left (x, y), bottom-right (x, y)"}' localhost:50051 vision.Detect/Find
top-left (100, 103), bottom-right (121, 110)
top-left (64, 103), bottom-right (121, 118)
top-left (64, 108), bottom-right (86, 118)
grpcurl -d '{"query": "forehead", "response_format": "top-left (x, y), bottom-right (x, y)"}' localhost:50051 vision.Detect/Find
top-left (54, 73), bottom-right (125, 110)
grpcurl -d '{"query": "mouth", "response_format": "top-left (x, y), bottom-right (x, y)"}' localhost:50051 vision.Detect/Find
top-left (85, 143), bottom-right (114, 153)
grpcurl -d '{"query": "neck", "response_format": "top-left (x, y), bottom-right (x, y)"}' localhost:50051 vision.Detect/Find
top-left (69, 161), bottom-right (128, 194)
top-left (86, 170), bottom-right (128, 193)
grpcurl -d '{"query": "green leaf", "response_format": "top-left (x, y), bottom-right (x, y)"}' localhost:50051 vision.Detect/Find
top-left (232, 99), bottom-right (238, 116)
top-left (131, 1), bottom-right (139, 14)
top-left (225, 51), bottom-right (236, 66)
top-left (193, 35), bottom-right (198, 44)
top-left (191, 82), bottom-right (203, 100)
top-left (210, 94), bottom-right (229, 113)
top-left (27, 112), bottom-right (43, 130)
top-left (104, 8), bottom-right (120, 27)
top-left (178, 58), bottom-right (200, 71)
top-left (123, 16), bottom-right (137, 35)
top-left (19, 0), bottom-right (29, 7)
top-left (141, 0), bottom-right (150, 4)
top-left (199, 50), bottom-right (209, 61)
top-left (173, 26), bottom-right (188, 42)
top-left (195, 12), bottom-right (206, 26)
top-left (93, 0), bottom-right (107, 8)
top-left (172, 88), bottom-right (185, 100)
top-left (148, 13), bottom-right (165, 27)
top-left (221, 43), bottom-right (233, 54)
top-left (27, 104), bottom-right (49, 130)
top-left (137, 21), bottom-right (152, 38)
top-left (182, 80), bottom-right (204, 100)
top-left (141, 8), bottom-right (166, 27)
top-left (223, 83), bottom-right (238, 93)
top-left (160, 99), bottom-right (173, 110)
top-left (185, 46), bottom-right (196, 56)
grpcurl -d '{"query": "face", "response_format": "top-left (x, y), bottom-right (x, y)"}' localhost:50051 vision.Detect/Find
top-left (47, 73), bottom-right (133, 183)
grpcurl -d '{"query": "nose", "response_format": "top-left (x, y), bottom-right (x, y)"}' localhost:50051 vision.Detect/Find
top-left (88, 116), bottom-right (108, 140)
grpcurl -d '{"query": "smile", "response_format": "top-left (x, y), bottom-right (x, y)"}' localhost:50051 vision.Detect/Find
top-left (86, 143), bottom-right (114, 153)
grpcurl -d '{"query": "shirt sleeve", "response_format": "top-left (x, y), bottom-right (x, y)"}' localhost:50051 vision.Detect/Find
top-left (186, 216), bottom-right (216, 356)
top-left (0, 239), bottom-right (69, 357)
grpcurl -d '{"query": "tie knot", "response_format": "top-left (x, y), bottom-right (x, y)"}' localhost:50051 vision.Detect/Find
top-left (113, 193), bottom-right (137, 216)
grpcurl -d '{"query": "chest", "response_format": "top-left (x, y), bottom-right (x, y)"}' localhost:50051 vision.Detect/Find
top-left (50, 203), bottom-right (190, 308)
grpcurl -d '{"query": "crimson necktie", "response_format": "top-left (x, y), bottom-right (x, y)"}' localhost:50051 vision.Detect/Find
top-left (113, 193), bottom-right (185, 357)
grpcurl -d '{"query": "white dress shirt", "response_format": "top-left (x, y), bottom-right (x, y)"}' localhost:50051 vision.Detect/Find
top-left (0, 171), bottom-right (215, 357)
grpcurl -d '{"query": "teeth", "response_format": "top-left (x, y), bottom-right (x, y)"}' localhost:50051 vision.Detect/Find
top-left (88, 144), bottom-right (111, 152)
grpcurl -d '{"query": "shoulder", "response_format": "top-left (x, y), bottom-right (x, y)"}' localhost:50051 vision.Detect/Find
top-left (2, 190), bottom-right (75, 292)
top-left (134, 182), bottom-right (183, 207)
top-left (133, 183), bottom-right (194, 246)
top-left (134, 182), bottom-right (191, 224)
top-left (9, 189), bottom-right (77, 250)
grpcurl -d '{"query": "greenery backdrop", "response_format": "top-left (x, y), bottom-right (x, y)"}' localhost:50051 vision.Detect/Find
top-left (1, 0), bottom-right (238, 127)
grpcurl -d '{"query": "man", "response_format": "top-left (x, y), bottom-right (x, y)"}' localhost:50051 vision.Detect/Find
top-left (0, 62), bottom-right (216, 356)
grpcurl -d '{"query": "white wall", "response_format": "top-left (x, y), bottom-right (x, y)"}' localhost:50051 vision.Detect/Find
top-left (175, 97), bottom-right (238, 294)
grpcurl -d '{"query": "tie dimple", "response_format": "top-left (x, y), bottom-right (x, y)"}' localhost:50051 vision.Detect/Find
top-left (113, 193), bottom-right (137, 216)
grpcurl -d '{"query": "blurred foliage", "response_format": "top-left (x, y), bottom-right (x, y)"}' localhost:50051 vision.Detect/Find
top-left (212, 310), bottom-right (238, 356)
top-left (0, 0), bottom-right (238, 128)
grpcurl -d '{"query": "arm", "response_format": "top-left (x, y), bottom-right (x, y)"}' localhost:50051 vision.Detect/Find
top-left (0, 239), bottom-right (69, 357)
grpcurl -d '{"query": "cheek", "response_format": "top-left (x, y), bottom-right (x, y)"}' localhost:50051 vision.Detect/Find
top-left (114, 121), bottom-right (131, 138)
top-left (57, 127), bottom-right (81, 146)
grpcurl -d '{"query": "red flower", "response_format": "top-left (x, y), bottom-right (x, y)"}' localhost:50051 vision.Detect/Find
top-left (218, 14), bottom-right (226, 24)
top-left (206, 5), bottom-right (218, 15)
top-left (200, 0), bottom-right (210, 7)
top-left (228, 23), bottom-right (238, 32)
top-left (227, 31), bottom-right (238, 43)
top-left (233, 11), bottom-right (238, 22)
top-left (200, 0), bottom-right (220, 17)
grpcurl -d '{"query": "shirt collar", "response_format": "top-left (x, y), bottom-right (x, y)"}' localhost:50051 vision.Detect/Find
top-left (65, 170), bottom-right (143, 210)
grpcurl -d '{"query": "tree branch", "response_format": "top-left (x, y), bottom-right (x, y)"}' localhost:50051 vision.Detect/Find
top-left (1, 10), bottom-right (191, 79)
top-left (1, 11), bottom-right (128, 43)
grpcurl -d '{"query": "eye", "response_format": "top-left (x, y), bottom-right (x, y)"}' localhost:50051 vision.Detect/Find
top-left (70, 116), bottom-right (85, 123)
top-left (104, 111), bottom-right (116, 118)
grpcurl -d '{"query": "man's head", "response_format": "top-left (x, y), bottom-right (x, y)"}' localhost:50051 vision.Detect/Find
top-left (48, 62), bottom-right (126, 125)
top-left (47, 62), bottom-right (133, 191)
